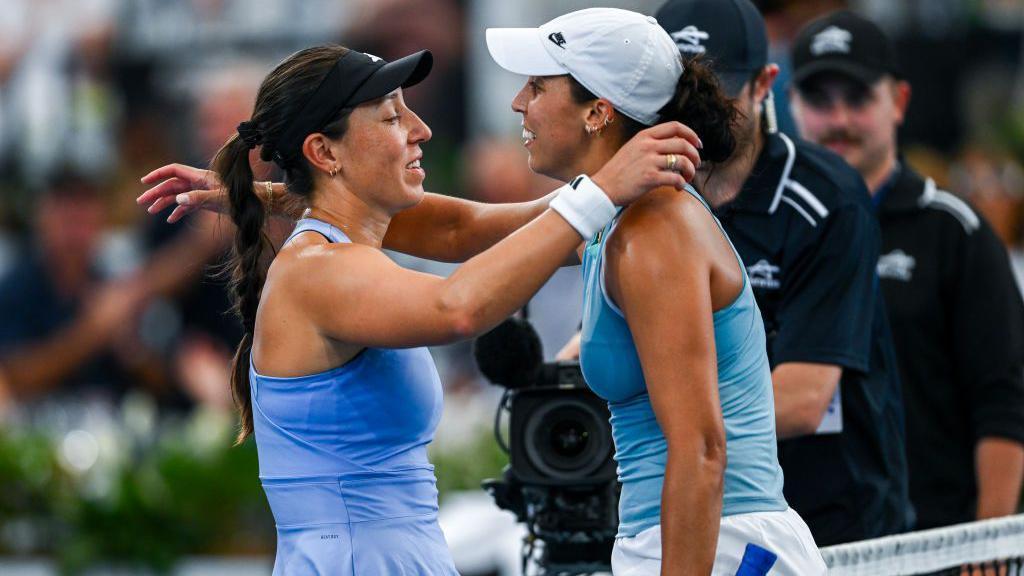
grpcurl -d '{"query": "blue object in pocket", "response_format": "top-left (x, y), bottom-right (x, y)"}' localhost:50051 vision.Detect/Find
top-left (735, 543), bottom-right (778, 575)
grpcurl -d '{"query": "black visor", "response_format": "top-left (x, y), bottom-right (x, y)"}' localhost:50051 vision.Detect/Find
top-left (272, 49), bottom-right (433, 167)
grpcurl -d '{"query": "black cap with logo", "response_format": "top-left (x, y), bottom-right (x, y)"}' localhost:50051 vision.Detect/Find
top-left (654, 0), bottom-right (767, 96)
top-left (791, 11), bottom-right (900, 89)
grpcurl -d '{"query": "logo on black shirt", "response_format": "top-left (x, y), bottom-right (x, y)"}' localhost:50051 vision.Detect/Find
top-left (747, 259), bottom-right (781, 290)
top-left (877, 250), bottom-right (916, 282)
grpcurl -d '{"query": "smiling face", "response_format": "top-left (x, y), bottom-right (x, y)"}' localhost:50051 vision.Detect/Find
top-left (511, 76), bottom-right (592, 183)
top-left (329, 89), bottom-right (432, 212)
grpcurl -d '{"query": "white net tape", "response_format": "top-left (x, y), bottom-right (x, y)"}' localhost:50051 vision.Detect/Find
top-left (821, 514), bottom-right (1024, 576)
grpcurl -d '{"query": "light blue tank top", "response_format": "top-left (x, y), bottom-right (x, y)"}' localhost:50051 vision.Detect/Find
top-left (579, 186), bottom-right (787, 538)
top-left (249, 218), bottom-right (446, 526)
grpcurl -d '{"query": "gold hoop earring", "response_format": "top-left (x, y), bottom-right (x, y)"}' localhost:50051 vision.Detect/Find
top-left (603, 116), bottom-right (614, 128)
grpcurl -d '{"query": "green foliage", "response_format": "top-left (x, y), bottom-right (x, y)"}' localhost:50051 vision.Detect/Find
top-left (0, 408), bottom-right (508, 573)
top-left (0, 411), bottom-right (274, 575)
top-left (430, 427), bottom-right (508, 503)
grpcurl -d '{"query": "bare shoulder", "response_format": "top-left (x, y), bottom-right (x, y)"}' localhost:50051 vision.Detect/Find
top-left (606, 186), bottom-right (712, 263)
top-left (266, 236), bottom-right (386, 302)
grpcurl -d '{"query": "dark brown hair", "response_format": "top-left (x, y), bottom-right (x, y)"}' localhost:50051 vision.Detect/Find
top-left (568, 56), bottom-right (738, 164)
top-left (211, 45), bottom-right (354, 444)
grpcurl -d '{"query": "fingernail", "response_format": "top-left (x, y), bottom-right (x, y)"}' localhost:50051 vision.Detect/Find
top-left (176, 194), bottom-right (190, 205)
top-left (697, 138), bottom-right (704, 150)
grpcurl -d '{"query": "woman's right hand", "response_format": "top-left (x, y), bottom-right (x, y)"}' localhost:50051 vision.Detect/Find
top-left (592, 121), bottom-right (703, 206)
top-left (138, 164), bottom-right (228, 223)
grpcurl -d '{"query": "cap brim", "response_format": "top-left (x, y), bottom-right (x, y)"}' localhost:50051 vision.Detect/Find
top-left (792, 59), bottom-right (882, 89)
top-left (349, 50), bottom-right (434, 105)
top-left (486, 28), bottom-right (566, 76)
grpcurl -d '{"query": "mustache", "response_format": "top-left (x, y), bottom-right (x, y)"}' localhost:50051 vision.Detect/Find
top-left (821, 129), bottom-right (862, 146)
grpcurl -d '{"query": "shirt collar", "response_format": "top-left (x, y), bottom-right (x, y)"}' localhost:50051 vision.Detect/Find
top-left (877, 160), bottom-right (927, 214)
top-left (725, 132), bottom-right (798, 214)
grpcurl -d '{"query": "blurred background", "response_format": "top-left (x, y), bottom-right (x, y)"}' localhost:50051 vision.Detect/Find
top-left (0, 0), bottom-right (1021, 574)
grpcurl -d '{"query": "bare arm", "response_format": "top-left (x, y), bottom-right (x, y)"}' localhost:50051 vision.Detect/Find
top-left (771, 362), bottom-right (841, 439)
top-left (294, 209), bottom-right (591, 347)
top-left (607, 192), bottom-right (725, 574)
top-left (383, 190), bottom-right (557, 262)
top-left (975, 437), bottom-right (1024, 519)
top-left (139, 172), bottom-right (558, 263)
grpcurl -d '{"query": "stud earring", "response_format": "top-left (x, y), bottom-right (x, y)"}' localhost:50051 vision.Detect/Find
top-left (329, 166), bottom-right (338, 177)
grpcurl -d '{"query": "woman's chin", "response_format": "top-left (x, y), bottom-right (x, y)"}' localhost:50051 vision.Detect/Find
top-left (396, 185), bottom-right (426, 211)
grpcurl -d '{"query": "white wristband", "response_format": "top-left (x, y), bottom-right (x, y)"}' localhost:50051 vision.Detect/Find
top-left (549, 175), bottom-right (617, 240)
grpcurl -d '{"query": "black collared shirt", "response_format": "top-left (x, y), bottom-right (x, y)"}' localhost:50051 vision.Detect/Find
top-left (877, 164), bottom-right (1024, 530)
top-left (713, 132), bottom-right (912, 546)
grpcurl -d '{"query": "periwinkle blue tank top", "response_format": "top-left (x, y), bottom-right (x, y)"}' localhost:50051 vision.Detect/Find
top-left (249, 218), bottom-right (445, 525)
top-left (579, 186), bottom-right (787, 538)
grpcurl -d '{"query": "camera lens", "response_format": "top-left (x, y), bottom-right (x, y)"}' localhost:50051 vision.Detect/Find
top-left (550, 420), bottom-right (588, 458)
top-left (523, 398), bottom-right (613, 482)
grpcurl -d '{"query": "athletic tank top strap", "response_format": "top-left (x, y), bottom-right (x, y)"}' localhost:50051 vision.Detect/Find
top-left (285, 217), bottom-right (352, 246)
top-left (683, 187), bottom-right (749, 291)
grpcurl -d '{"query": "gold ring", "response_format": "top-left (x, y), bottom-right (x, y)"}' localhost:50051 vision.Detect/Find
top-left (666, 154), bottom-right (678, 171)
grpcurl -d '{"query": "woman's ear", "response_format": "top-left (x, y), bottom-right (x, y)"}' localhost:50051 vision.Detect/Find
top-left (302, 132), bottom-right (339, 176)
top-left (584, 98), bottom-right (616, 135)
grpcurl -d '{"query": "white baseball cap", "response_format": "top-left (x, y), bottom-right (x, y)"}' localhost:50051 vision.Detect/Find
top-left (486, 8), bottom-right (684, 126)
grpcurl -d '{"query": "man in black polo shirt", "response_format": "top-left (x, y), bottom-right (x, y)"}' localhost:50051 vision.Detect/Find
top-left (789, 11), bottom-right (1024, 530)
top-left (655, 0), bottom-right (912, 545)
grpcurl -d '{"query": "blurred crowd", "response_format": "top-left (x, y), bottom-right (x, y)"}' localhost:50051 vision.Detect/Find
top-left (0, 0), bottom-right (1022, 472)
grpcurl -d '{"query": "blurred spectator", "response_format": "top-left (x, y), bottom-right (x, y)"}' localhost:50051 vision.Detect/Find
top-left (0, 173), bottom-right (147, 409)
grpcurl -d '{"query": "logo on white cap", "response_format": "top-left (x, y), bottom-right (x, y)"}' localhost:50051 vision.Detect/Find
top-left (548, 32), bottom-right (567, 49)
top-left (671, 25), bottom-right (709, 55)
top-left (811, 26), bottom-right (852, 56)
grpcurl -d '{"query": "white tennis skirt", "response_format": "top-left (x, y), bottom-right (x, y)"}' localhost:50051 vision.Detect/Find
top-left (610, 507), bottom-right (827, 575)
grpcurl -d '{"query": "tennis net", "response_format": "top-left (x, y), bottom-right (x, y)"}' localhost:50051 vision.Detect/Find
top-left (820, 514), bottom-right (1024, 575)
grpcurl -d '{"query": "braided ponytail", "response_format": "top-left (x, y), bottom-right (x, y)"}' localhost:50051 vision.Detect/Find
top-left (213, 133), bottom-right (266, 444)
